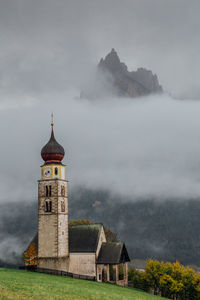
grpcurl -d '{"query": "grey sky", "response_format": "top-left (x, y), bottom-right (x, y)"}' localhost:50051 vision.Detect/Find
top-left (0, 1), bottom-right (200, 203)
top-left (0, 0), bottom-right (200, 97)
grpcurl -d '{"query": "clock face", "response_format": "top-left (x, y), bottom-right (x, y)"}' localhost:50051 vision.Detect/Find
top-left (44, 167), bottom-right (52, 178)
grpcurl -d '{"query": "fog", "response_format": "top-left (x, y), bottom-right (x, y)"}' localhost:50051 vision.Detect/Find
top-left (1, 0), bottom-right (200, 265)
top-left (0, 93), bottom-right (200, 203)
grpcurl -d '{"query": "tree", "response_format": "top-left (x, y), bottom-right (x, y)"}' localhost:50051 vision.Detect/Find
top-left (129, 259), bottom-right (200, 300)
top-left (170, 279), bottom-right (183, 300)
top-left (69, 219), bottom-right (93, 226)
top-left (104, 226), bottom-right (118, 242)
top-left (181, 268), bottom-right (200, 300)
top-left (128, 268), bottom-right (149, 292)
top-left (171, 261), bottom-right (184, 282)
top-left (144, 259), bottom-right (164, 295)
top-left (23, 242), bottom-right (38, 266)
top-left (159, 274), bottom-right (174, 298)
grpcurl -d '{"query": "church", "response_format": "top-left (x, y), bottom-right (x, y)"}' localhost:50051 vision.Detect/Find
top-left (24, 120), bottom-right (130, 286)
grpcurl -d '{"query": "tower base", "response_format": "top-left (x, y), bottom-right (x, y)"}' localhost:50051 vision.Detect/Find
top-left (38, 256), bottom-right (70, 272)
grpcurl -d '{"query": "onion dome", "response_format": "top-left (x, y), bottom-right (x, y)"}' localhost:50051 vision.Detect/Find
top-left (41, 121), bottom-right (65, 164)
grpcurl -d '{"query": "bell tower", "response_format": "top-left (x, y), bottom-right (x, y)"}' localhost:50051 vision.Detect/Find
top-left (38, 116), bottom-right (69, 270)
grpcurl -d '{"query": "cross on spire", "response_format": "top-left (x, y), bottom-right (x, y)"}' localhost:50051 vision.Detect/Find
top-left (51, 112), bottom-right (54, 127)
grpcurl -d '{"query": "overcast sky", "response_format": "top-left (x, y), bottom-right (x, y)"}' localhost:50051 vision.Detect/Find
top-left (0, 0), bottom-right (200, 97)
top-left (1, 0), bottom-right (200, 203)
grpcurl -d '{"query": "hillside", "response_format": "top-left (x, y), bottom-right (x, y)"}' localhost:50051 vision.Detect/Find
top-left (0, 268), bottom-right (168, 300)
top-left (1, 189), bottom-right (200, 268)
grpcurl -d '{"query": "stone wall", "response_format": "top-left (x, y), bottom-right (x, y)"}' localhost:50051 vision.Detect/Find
top-left (115, 263), bottom-right (128, 286)
top-left (38, 257), bottom-right (69, 272)
top-left (69, 253), bottom-right (96, 276)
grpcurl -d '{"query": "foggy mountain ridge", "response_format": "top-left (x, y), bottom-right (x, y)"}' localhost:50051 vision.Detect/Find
top-left (81, 49), bottom-right (163, 99)
top-left (1, 187), bottom-right (200, 268)
top-left (1, 0), bottom-right (200, 275)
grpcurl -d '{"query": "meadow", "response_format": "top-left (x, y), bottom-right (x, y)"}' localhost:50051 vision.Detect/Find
top-left (0, 268), bottom-right (169, 300)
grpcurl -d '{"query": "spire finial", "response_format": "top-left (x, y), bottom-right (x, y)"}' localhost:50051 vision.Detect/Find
top-left (51, 112), bottom-right (54, 128)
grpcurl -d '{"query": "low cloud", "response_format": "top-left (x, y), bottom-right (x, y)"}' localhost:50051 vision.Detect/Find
top-left (0, 93), bottom-right (200, 202)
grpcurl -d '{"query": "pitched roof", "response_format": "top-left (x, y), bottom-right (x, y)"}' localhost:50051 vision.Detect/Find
top-left (97, 242), bottom-right (130, 264)
top-left (27, 224), bottom-right (102, 254)
top-left (69, 224), bottom-right (102, 253)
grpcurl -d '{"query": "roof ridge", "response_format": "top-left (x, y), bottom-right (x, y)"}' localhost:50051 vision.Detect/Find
top-left (69, 223), bottom-right (102, 227)
top-left (102, 241), bottom-right (123, 245)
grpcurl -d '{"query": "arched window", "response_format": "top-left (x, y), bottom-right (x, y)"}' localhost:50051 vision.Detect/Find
top-left (45, 185), bottom-right (52, 197)
top-left (45, 200), bottom-right (52, 212)
top-left (61, 201), bottom-right (65, 212)
top-left (49, 185), bottom-right (52, 197)
top-left (46, 186), bottom-right (48, 197)
top-left (55, 167), bottom-right (58, 175)
top-left (61, 186), bottom-right (65, 197)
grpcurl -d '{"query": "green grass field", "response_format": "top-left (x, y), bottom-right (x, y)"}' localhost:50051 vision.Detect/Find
top-left (0, 268), bottom-right (168, 300)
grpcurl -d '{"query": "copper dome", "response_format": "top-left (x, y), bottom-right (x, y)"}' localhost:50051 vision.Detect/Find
top-left (41, 125), bottom-right (65, 163)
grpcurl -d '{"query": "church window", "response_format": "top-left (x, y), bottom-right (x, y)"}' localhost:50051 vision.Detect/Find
top-left (61, 201), bottom-right (65, 212)
top-left (45, 185), bottom-right (52, 197)
top-left (45, 200), bottom-right (52, 212)
top-left (61, 186), bottom-right (65, 197)
top-left (45, 186), bottom-right (48, 197)
top-left (49, 185), bottom-right (52, 197)
top-left (55, 167), bottom-right (58, 175)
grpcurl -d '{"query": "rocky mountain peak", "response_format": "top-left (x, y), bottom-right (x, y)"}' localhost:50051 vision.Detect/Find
top-left (99, 48), bottom-right (127, 74)
top-left (81, 49), bottom-right (163, 99)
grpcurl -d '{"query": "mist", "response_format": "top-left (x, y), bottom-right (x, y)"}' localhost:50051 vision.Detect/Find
top-left (1, 0), bottom-right (200, 266)
top-left (0, 93), bottom-right (200, 203)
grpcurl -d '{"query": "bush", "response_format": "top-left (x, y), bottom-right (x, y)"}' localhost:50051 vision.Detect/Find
top-left (128, 268), bottom-right (149, 292)
top-left (129, 260), bottom-right (200, 300)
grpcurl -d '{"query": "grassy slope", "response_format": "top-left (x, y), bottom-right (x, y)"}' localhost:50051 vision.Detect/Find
top-left (0, 268), bottom-right (168, 300)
